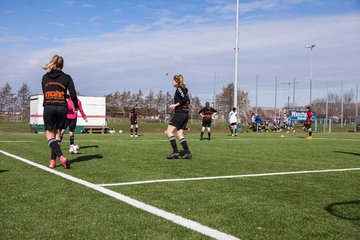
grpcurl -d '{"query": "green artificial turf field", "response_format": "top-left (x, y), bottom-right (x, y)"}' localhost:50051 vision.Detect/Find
top-left (1, 131), bottom-right (359, 239)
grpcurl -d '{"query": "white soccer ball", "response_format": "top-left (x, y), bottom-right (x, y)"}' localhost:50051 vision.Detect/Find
top-left (119, 130), bottom-right (123, 134)
top-left (69, 145), bottom-right (79, 154)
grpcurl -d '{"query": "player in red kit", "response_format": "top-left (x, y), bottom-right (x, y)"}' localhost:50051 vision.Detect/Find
top-left (303, 106), bottom-right (313, 140)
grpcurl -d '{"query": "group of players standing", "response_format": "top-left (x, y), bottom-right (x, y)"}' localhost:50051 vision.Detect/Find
top-left (41, 55), bottom-right (314, 168)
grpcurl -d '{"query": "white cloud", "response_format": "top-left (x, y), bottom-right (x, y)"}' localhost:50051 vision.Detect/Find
top-left (81, 3), bottom-right (96, 8)
top-left (112, 8), bottom-right (122, 13)
top-left (49, 22), bottom-right (67, 28)
top-left (3, 10), bottom-right (15, 14)
top-left (0, 34), bottom-right (28, 43)
top-left (63, 0), bottom-right (75, 6)
top-left (90, 16), bottom-right (101, 26)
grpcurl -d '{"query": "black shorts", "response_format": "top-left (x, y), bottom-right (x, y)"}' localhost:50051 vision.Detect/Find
top-left (64, 118), bottom-right (77, 132)
top-left (169, 113), bottom-right (189, 130)
top-left (202, 118), bottom-right (212, 127)
top-left (230, 122), bottom-right (237, 126)
top-left (43, 105), bottom-right (67, 131)
top-left (303, 123), bottom-right (312, 129)
top-left (130, 118), bottom-right (137, 125)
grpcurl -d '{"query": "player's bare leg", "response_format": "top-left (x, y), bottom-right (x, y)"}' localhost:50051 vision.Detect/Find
top-left (135, 124), bottom-right (139, 137)
top-left (200, 126), bottom-right (205, 140)
top-left (130, 124), bottom-right (134, 137)
top-left (306, 127), bottom-right (313, 140)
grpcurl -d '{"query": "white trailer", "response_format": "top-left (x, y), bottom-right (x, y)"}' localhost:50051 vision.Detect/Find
top-left (30, 94), bottom-right (107, 133)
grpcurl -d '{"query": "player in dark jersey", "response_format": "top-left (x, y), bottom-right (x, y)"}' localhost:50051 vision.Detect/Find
top-left (42, 55), bottom-right (79, 169)
top-left (302, 106), bottom-right (313, 139)
top-left (129, 105), bottom-right (139, 137)
top-left (166, 74), bottom-right (191, 159)
top-left (199, 102), bottom-right (217, 140)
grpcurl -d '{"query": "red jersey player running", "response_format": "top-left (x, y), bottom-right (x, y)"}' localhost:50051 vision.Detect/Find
top-left (303, 106), bottom-right (313, 140)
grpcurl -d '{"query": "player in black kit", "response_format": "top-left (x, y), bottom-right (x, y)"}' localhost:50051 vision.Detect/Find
top-left (129, 105), bottom-right (139, 137)
top-left (42, 55), bottom-right (79, 169)
top-left (166, 74), bottom-right (192, 159)
top-left (198, 102), bottom-right (217, 140)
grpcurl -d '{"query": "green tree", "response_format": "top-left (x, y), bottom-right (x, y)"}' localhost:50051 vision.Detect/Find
top-left (17, 83), bottom-right (31, 121)
top-left (0, 82), bottom-right (14, 113)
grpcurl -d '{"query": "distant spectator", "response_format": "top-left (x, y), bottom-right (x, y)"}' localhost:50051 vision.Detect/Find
top-left (229, 107), bottom-right (238, 136)
top-left (255, 113), bottom-right (261, 132)
top-left (263, 118), bottom-right (271, 132)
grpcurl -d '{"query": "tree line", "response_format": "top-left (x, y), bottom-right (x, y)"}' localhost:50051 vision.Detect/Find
top-left (0, 81), bottom-right (357, 124)
top-left (0, 81), bottom-right (249, 123)
top-left (0, 82), bottom-right (31, 121)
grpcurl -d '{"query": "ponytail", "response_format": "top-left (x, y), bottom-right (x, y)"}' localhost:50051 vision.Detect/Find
top-left (173, 74), bottom-right (186, 89)
top-left (43, 55), bottom-right (64, 72)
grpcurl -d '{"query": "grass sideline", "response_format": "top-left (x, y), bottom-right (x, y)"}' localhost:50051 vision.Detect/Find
top-left (0, 131), bottom-right (359, 239)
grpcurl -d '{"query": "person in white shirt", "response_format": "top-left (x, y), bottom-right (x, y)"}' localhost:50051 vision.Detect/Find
top-left (229, 107), bottom-right (238, 136)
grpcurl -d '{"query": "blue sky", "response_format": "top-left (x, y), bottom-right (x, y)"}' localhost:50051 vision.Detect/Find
top-left (1, 0), bottom-right (359, 108)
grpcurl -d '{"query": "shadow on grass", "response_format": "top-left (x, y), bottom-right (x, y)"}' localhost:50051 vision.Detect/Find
top-left (325, 200), bottom-right (360, 221)
top-left (0, 170), bottom-right (9, 173)
top-left (79, 145), bottom-right (99, 149)
top-left (69, 154), bottom-right (103, 165)
top-left (334, 151), bottom-right (360, 156)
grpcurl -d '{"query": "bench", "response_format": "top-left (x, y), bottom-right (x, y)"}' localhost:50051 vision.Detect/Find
top-left (84, 126), bottom-right (109, 134)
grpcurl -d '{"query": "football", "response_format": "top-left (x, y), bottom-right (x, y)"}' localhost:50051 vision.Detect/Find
top-left (119, 130), bottom-right (123, 134)
top-left (69, 145), bottom-right (79, 154)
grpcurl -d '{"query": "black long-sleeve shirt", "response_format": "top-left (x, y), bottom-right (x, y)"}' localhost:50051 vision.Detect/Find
top-left (42, 70), bottom-right (79, 109)
top-left (174, 87), bottom-right (190, 113)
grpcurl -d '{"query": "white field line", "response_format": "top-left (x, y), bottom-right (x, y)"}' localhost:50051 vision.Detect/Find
top-left (98, 167), bottom-right (360, 187)
top-left (0, 150), bottom-right (239, 240)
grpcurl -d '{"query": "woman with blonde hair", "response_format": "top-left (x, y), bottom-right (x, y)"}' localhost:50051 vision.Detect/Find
top-left (166, 74), bottom-right (192, 159)
top-left (42, 54), bottom-right (79, 169)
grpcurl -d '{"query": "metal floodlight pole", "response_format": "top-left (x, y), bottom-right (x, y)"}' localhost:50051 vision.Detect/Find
top-left (255, 74), bottom-right (258, 113)
top-left (233, 0), bottom-right (239, 111)
top-left (164, 73), bottom-right (169, 124)
top-left (280, 82), bottom-right (291, 110)
top-left (275, 76), bottom-right (278, 116)
top-left (305, 44), bottom-right (315, 106)
top-left (356, 83), bottom-right (359, 132)
top-left (325, 81), bottom-right (329, 132)
top-left (213, 71), bottom-right (217, 126)
top-left (292, 77), bottom-right (296, 109)
top-left (341, 81), bottom-right (344, 128)
top-left (356, 83), bottom-right (359, 116)
top-left (281, 80), bottom-right (298, 111)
